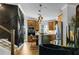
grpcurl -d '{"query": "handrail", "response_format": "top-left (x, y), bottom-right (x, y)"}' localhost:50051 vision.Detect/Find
top-left (0, 25), bottom-right (15, 55)
top-left (0, 25), bottom-right (11, 34)
top-left (11, 30), bottom-right (15, 55)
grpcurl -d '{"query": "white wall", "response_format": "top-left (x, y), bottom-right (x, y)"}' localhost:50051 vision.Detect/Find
top-left (61, 4), bottom-right (77, 46)
top-left (67, 4), bottom-right (76, 24)
top-left (62, 4), bottom-right (68, 46)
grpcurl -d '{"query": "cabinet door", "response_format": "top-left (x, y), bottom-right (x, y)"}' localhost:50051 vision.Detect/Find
top-left (27, 20), bottom-right (36, 27)
top-left (35, 21), bottom-right (39, 31)
top-left (48, 21), bottom-right (55, 30)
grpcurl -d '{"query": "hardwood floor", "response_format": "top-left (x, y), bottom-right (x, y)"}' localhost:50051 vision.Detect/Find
top-left (15, 42), bottom-right (39, 55)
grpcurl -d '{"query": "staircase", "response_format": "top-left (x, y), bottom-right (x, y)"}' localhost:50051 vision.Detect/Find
top-left (0, 39), bottom-right (17, 55)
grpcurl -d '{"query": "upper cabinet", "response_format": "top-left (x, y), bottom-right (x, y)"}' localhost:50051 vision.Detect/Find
top-left (35, 21), bottom-right (39, 31)
top-left (48, 21), bottom-right (55, 30)
top-left (27, 20), bottom-right (39, 31)
top-left (27, 20), bottom-right (36, 27)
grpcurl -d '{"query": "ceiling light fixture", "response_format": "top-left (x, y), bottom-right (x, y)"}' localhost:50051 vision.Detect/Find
top-left (38, 4), bottom-right (43, 23)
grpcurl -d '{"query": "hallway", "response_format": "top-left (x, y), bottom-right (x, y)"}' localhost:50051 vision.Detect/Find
top-left (0, 3), bottom-right (79, 55)
top-left (16, 42), bottom-right (39, 55)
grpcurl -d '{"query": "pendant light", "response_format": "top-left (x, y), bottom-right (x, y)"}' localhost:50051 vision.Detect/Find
top-left (38, 4), bottom-right (43, 23)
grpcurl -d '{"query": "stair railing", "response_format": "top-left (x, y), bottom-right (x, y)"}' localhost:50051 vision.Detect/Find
top-left (0, 25), bottom-right (15, 55)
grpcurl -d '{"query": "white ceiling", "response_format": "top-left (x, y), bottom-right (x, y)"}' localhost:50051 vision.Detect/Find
top-left (8, 3), bottom-right (79, 20)
top-left (17, 3), bottom-right (66, 20)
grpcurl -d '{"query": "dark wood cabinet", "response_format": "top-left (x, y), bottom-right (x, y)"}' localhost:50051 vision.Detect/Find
top-left (27, 20), bottom-right (39, 42)
top-left (48, 21), bottom-right (55, 30)
top-left (35, 21), bottom-right (39, 31)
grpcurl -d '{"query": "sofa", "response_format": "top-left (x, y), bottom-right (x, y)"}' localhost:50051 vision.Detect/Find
top-left (39, 44), bottom-right (79, 55)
